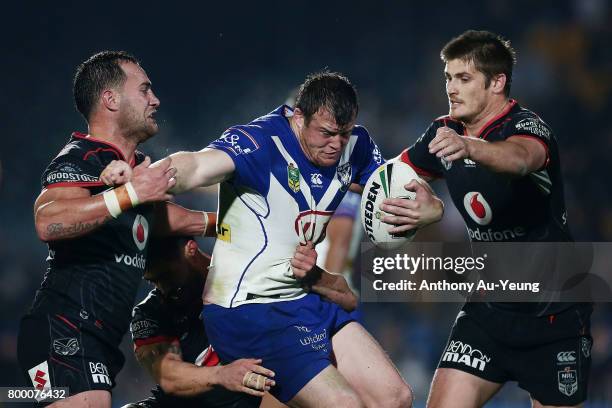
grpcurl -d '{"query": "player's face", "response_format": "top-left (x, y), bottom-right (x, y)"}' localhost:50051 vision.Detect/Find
top-left (117, 62), bottom-right (160, 141)
top-left (157, 260), bottom-right (204, 306)
top-left (298, 108), bottom-right (354, 167)
top-left (444, 59), bottom-right (491, 124)
top-left (149, 257), bottom-right (190, 295)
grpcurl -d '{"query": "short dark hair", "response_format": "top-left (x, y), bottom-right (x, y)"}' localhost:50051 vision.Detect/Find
top-left (145, 236), bottom-right (192, 282)
top-left (294, 71), bottom-right (358, 128)
top-left (441, 30), bottom-right (517, 97)
top-left (73, 51), bottom-right (140, 121)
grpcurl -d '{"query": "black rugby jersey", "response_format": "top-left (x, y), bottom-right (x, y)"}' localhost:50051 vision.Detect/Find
top-left (131, 275), bottom-right (249, 407)
top-left (403, 101), bottom-right (578, 315)
top-left (402, 100), bottom-right (571, 243)
top-left (30, 132), bottom-right (155, 345)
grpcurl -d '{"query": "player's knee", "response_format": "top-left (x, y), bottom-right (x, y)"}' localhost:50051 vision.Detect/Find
top-left (330, 390), bottom-right (365, 408)
top-left (398, 383), bottom-right (414, 408)
top-left (378, 382), bottom-right (414, 408)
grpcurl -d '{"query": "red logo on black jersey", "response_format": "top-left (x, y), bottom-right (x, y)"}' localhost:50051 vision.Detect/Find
top-left (132, 215), bottom-right (149, 251)
top-left (28, 361), bottom-right (51, 391)
top-left (136, 223), bottom-right (145, 243)
top-left (471, 194), bottom-right (486, 218)
top-left (463, 192), bottom-right (492, 225)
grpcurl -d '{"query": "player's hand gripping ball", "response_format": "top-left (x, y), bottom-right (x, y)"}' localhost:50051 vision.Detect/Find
top-left (360, 160), bottom-right (421, 249)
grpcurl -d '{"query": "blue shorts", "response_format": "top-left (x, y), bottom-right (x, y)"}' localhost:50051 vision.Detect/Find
top-left (202, 293), bottom-right (355, 403)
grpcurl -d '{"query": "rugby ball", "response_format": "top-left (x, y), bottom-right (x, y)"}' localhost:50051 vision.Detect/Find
top-left (360, 160), bottom-right (420, 249)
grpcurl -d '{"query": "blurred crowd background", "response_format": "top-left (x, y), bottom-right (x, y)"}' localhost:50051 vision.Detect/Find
top-left (1, 1), bottom-right (610, 406)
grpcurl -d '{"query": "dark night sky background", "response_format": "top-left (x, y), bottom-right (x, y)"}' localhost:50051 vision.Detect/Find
top-left (1, 1), bottom-right (612, 405)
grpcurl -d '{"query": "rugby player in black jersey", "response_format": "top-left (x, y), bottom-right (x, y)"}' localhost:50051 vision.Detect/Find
top-left (383, 31), bottom-right (592, 407)
top-left (123, 236), bottom-right (359, 408)
top-left (123, 236), bottom-right (275, 408)
top-left (17, 51), bottom-right (215, 407)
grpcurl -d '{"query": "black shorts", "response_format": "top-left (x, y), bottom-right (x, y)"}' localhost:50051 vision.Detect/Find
top-left (17, 312), bottom-right (125, 403)
top-left (437, 303), bottom-right (593, 406)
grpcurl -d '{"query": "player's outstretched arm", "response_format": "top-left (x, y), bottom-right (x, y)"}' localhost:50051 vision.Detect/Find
top-left (291, 242), bottom-right (358, 312)
top-left (152, 203), bottom-right (217, 237)
top-left (100, 160), bottom-right (218, 237)
top-left (34, 157), bottom-right (175, 241)
top-left (135, 341), bottom-right (275, 397)
top-left (101, 148), bottom-right (236, 194)
top-left (428, 126), bottom-right (546, 175)
top-left (165, 148), bottom-right (236, 194)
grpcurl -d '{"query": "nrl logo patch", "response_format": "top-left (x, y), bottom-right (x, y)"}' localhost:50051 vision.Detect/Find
top-left (287, 163), bottom-right (300, 193)
top-left (53, 338), bottom-right (79, 356)
top-left (557, 367), bottom-right (578, 397)
top-left (581, 337), bottom-right (592, 358)
top-left (336, 162), bottom-right (352, 191)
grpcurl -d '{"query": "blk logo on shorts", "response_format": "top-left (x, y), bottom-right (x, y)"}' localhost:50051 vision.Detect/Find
top-left (557, 351), bottom-right (576, 364)
top-left (442, 340), bottom-right (491, 372)
top-left (53, 337), bottom-right (79, 356)
top-left (558, 366), bottom-right (578, 397)
top-left (28, 361), bottom-right (50, 390)
top-left (581, 337), bottom-right (592, 358)
top-left (28, 361), bottom-right (51, 401)
top-left (89, 361), bottom-right (111, 386)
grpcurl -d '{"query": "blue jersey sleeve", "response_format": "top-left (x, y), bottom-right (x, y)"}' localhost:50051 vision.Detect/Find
top-left (207, 126), bottom-right (271, 193)
top-left (352, 126), bottom-right (385, 186)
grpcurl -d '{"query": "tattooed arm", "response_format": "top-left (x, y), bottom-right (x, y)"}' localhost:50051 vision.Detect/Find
top-left (135, 341), bottom-right (276, 397)
top-left (34, 186), bottom-right (113, 241)
top-left (34, 159), bottom-right (175, 242)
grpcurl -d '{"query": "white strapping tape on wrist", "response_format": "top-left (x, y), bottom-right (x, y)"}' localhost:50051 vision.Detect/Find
top-left (201, 211), bottom-right (209, 236)
top-left (124, 182), bottom-right (140, 206)
top-left (103, 190), bottom-right (122, 218)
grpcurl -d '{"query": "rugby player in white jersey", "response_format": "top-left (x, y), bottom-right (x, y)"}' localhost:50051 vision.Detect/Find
top-left (105, 72), bottom-right (444, 407)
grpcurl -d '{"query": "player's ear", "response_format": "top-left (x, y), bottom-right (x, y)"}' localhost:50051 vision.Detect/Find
top-left (293, 107), bottom-right (305, 130)
top-left (101, 89), bottom-right (120, 112)
top-left (490, 73), bottom-right (507, 95)
top-left (184, 240), bottom-right (198, 258)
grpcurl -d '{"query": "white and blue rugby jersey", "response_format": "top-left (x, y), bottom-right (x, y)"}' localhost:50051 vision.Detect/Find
top-left (204, 105), bottom-right (383, 307)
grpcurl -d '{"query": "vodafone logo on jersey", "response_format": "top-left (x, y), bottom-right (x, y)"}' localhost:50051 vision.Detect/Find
top-left (132, 214), bottom-right (149, 251)
top-left (463, 192), bottom-right (492, 225)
